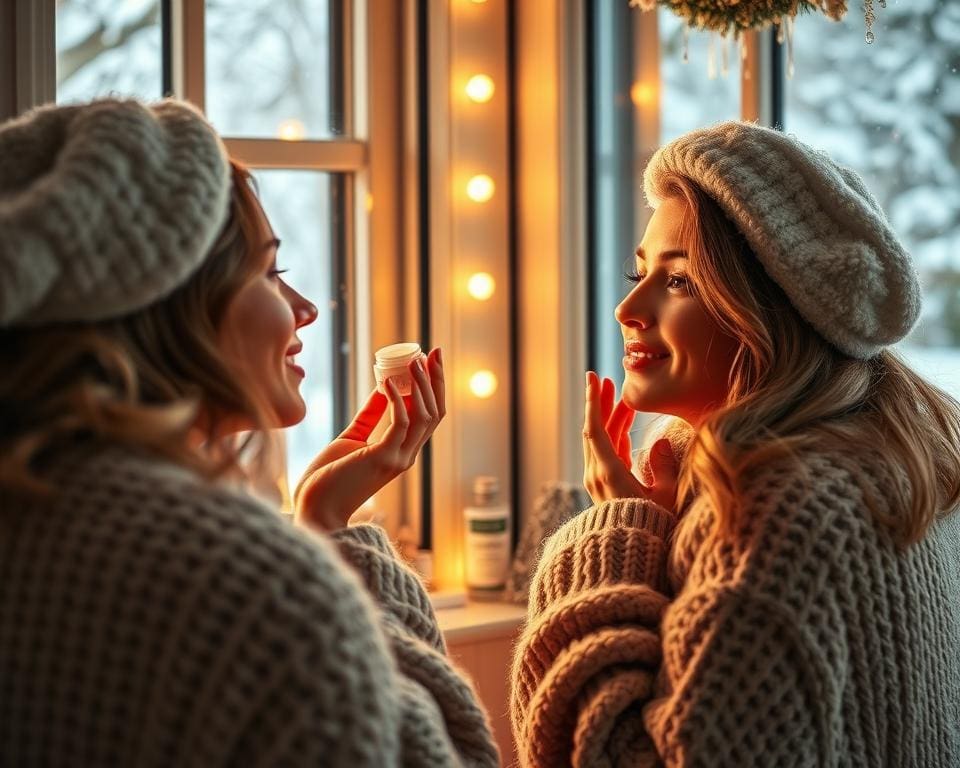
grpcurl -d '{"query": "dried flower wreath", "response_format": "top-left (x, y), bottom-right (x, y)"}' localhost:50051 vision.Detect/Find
top-left (629, 0), bottom-right (885, 43)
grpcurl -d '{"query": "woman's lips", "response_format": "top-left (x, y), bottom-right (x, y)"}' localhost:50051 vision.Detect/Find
top-left (622, 352), bottom-right (669, 373)
top-left (285, 355), bottom-right (305, 378)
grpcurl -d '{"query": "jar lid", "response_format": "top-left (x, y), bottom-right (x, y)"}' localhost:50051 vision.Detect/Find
top-left (374, 342), bottom-right (422, 365)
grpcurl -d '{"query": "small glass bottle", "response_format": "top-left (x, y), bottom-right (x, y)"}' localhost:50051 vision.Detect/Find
top-left (463, 475), bottom-right (511, 600)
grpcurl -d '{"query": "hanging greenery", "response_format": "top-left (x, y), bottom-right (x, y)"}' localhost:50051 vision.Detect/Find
top-left (629, 0), bottom-right (885, 42)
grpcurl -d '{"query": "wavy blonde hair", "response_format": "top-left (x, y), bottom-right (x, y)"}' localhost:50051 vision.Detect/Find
top-left (654, 173), bottom-right (960, 547)
top-left (0, 160), bottom-right (274, 497)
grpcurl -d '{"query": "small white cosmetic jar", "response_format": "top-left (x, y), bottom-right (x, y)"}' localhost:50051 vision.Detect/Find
top-left (373, 342), bottom-right (425, 396)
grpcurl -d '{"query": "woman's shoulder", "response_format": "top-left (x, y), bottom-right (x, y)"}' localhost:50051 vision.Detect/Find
top-left (37, 442), bottom-right (369, 602)
top-left (728, 444), bottom-right (899, 581)
top-left (740, 441), bottom-right (894, 522)
top-left (679, 444), bottom-right (892, 579)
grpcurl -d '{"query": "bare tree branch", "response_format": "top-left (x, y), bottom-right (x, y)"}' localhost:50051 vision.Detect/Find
top-left (57, 2), bottom-right (160, 86)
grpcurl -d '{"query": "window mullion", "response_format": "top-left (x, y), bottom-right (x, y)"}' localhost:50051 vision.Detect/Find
top-left (170, 0), bottom-right (205, 109)
top-left (14, 0), bottom-right (55, 112)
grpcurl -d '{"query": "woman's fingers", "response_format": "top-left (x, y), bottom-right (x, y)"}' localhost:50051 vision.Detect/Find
top-left (606, 398), bottom-right (634, 447)
top-left (600, 377), bottom-right (615, 429)
top-left (607, 399), bottom-right (636, 469)
top-left (427, 347), bottom-right (446, 420)
top-left (401, 358), bottom-right (433, 452)
top-left (617, 428), bottom-right (634, 470)
top-left (582, 371), bottom-right (600, 480)
top-left (339, 389), bottom-right (389, 442)
top-left (379, 377), bottom-right (410, 452)
top-left (583, 372), bottom-right (622, 472)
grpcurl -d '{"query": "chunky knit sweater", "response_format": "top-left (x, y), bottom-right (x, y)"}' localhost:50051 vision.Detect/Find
top-left (511, 447), bottom-right (960, 767)
top-left (0, 445), bottom-right (498, 767)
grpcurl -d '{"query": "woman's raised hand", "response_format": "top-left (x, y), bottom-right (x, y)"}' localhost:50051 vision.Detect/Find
top-left (582, 370), bottom-right (678, 510)
top-left (294, 347), bottom-right (445, 532)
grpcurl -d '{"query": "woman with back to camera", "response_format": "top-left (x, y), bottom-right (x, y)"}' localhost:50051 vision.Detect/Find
top-left (511, 122), bottom-right (960, 767)
top-left (0, 98), bottom-right (498, 767)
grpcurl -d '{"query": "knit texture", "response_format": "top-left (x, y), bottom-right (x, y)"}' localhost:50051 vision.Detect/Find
top-left (511, 449), bottom-right (960, 767)
top-left (504, 482), bottom-right (589, 605)
top-left (644, 121), bottom-right (921, 360)
top-left (0, 444), bottom-right (498, 767)
top-left (0, 99), bottom-right (230, 327)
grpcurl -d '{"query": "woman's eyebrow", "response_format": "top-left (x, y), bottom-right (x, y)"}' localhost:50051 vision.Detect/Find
top-left (263, 237), bottom-right (281, 252)
top-left (634, 246), bottom-right (688, 261)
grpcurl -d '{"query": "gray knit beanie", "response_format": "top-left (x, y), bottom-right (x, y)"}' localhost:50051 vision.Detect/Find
top-left (643, 121), bottom-right (921, 360)
top-left (0, 98), bottom-right (231, 327)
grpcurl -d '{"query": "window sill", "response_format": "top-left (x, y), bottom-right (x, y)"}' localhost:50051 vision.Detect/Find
top-left (435, 599), bottom-right (527, 645)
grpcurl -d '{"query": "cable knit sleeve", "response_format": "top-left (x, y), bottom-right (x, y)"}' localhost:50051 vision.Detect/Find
top-left (330, 523), bottom-right (499, 767)
top-left (511, 498), bottom-right (676, 767)
top-left (511, 470), bottom-right (843, 767)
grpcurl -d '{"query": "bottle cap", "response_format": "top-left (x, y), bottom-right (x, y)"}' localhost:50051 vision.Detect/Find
top-left (472, 475), bottom-right (499, 505)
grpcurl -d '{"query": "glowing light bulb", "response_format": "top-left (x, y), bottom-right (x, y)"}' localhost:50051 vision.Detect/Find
top-left (277, 118), bottom-right (306, 141)
top-left (465, 74), bottom-right (495, 103)
top-left (466, 174), bottom-right (495, 203)
top-left (630, 81), bottom-right (655, 107)
top-left (469, 370), bottom-right (497, 398)
top-left (467, 272), bottom-right (495, 300)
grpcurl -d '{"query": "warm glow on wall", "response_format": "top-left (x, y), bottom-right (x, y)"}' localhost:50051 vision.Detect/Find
top-left (466, 174), bottom-right (495, 202)
top-left (467, 272), bottom-right (495, 300)
top-left (465, 74), bottom-right (495, 103)
top-left (277, 118), bottom-right (305, 141)
top-left (469, 370), bottom-right (497, 398)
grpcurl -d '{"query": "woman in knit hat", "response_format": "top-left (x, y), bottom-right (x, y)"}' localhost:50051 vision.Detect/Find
top-left (0, 98), bottom-right (498, 767)
top-left (512, 121), bottom-right (960, 767)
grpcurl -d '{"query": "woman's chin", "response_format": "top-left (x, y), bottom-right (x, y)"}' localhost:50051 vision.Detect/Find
top-left (274, 398), bottom-right (307, 428)
top-left (621, 383), bottom-right (654, 414)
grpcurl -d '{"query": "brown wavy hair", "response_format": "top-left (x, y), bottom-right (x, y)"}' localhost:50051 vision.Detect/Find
top-left (654, 173), bottom-right (960, 547)
top-left (0, 160), bottom-right (274, 496)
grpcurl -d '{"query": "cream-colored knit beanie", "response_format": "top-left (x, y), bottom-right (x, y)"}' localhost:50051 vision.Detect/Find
top-left (0, 98), bottom-right (230, 327)
top-left (644, 121), bottom-right (921, 360)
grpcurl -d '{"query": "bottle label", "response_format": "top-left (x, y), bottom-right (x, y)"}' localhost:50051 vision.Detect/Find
top-left (468, 518), bottom-right (508, 534)
top-left (465, 531), bottom-right (510, 588)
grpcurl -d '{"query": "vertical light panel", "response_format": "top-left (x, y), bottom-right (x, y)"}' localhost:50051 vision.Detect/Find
top-left (428, 0), bottom-right (511, 590)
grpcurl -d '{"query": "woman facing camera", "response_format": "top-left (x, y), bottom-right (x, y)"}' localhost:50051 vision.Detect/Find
top-left (0, 99), bottom-right (497, 767)
top-left (512, 122), bottom-right (960, 767)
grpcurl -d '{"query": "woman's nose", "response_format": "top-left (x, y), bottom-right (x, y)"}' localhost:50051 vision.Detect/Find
top-left (615, 290), bottom-right (654, 330)
top-left (290, 287), bottom-right (318, 329)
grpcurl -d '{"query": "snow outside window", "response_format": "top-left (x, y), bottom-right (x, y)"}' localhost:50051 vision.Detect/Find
top-left (787, 0), bottom-right (960, 396)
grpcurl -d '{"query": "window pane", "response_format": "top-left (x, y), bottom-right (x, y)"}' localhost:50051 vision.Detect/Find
top-left (659, 10), bottom-right (741, 142)
top-left (56, 0), bottom-right (162, 102)
top-left (252, 170), bottom-right (347, 495)
top-left (786, 1), bottom-right (960, 395)
top-left (205, 0), bottom-right (345, 139)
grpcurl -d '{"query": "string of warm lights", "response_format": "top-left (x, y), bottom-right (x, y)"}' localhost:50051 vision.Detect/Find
top-left (463, 2), bottom-right (498, 401)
